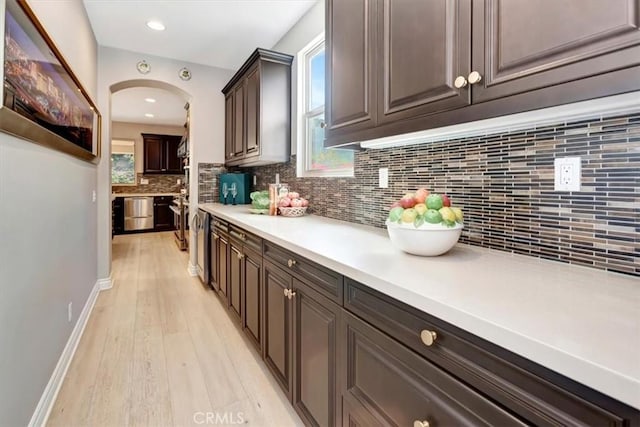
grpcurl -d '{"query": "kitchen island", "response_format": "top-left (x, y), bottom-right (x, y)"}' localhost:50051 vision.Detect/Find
top-left (200, 203), bottom-right (640, 424)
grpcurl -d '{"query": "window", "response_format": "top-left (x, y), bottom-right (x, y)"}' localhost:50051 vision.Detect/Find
top-left (111, 139), bottom-right (135, 185)
top-left (297, 35), bottom-right (354, 177)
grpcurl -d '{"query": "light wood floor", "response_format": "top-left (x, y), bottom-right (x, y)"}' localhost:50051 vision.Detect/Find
top-left (47, 232), bottom-right (303, 427)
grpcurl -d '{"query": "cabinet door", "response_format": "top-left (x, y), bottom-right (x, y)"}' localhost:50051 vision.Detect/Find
top-left (153, 201), bottom-right (173, 230)
top-left (224, 93), bottom-right (235, 161)
top-left (210, 232), bottom-right (219, 291)
top-left (472, 0), bottom-right (640, 103)
top-left (165, 136), bottom-right (182, 174)
top-left (143, 136), bottom-right (164, 173)
top-left (245, 66), bottom-right (260, 157)
top-left (292, 279), bottom-right (340, 427)
top-left (242, 248), bottom-right (262, 351)
top-left (263, 261), bottom-right (293, 399)
top-left (218, 235), bottom-right (229, 304)
top-left (229, 242), bottom-right (243, 322)
top-left (325, 0), bottom-right (377, 137)
top-left (232, 82), bottom-right (245, 159)
top-left (340, 311), bottom-right (526, 427)
top-left (377, 0), bottom-right (471, 124)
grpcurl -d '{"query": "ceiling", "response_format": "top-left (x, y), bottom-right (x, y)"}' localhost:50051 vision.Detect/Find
top-left (111, 87), bottom-right (188, 126)
top-left (83, 0), bottom-right (317, 71)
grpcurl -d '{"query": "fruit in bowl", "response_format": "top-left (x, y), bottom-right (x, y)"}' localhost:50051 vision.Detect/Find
top-left (386, 188), bottom-right (464, 256)
top-left (278, 189), bottom-right (309, 217)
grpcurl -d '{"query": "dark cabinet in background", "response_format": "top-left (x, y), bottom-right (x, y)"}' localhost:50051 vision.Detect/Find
top-left (153, 196), bottom-right (173, 231)
top-left (222, 48), bottom-right (293, 166)
top-left (142, 133), bottom-right (183, 174)
top-left (112, 197), bottom-right (124, 235)
top-left (325, 0), bottom-right (640, 147)
top-left (242, 247), bottom-right (262, 350)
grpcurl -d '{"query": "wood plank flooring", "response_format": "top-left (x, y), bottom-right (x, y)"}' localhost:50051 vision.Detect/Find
top-left (47, 232), bottom-right (302, 427)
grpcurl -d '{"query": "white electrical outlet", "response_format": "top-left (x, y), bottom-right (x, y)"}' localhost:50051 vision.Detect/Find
top-left (67, 302), bottom-right (73, 322)
top-left (140, 178), bottom-right (149, 185)
top-left (379, 168), bottom-right (389, 188)
top-left (253, 175), bottom-right (257, 186)
top-left (177, 179), bottom-right (181, 185)
top-left (554, 157), bottom-right (581, 191)
top-left (92, 190), bottom-right (96, 202)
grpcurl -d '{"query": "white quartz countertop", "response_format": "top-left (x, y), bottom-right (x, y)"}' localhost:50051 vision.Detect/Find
top-left (112, 192), bottom-right (180, 200)
top-left (200, 203), bottom-right (640, 410)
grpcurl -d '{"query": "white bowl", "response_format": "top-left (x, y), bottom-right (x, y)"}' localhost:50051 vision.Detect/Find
top-left (386, 220), bottom-right (463, 256)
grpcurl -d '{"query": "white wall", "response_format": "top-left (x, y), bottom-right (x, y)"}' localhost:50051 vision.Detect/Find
top-left (96, 47), bottom-right (234, 278)
top-left (0, 0), bottom-right (98, 425)
top-left (111, 121), bottom-right (184, 174)
top-left (271, 0), bottom-right (324, 155)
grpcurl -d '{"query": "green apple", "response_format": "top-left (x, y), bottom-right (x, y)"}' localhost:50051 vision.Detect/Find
top-left (426, 194), bottom-right (443, 210)
top-left (424, 209), bottom-right (442, 224)
top-left (439, 207), bottom-right (456, 226)
top-left (414, 203), bottom-right (427, 216)
top-left (388, 206), bottom-right (404, 222)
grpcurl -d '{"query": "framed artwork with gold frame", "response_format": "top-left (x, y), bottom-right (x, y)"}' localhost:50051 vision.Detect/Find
top-left (0, 0), bottom-right (100, 163)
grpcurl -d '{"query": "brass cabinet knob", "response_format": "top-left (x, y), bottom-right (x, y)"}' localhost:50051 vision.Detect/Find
top-left (237, 252), bottom-right (244, 260)
top-left (453, 75), bottom-right (468, 88)
top-left (213, 233), bottom-right (219, 240)
top-left (229, 152), bottom-right (234, 157)
top-left (413, 421), bottom-right (430, 427)
top-left (320, 121), bottom-right (327, 129)
top-left (283, 288), bottom-right (290, 297)
top-left (240, 233), bottom-right (246, 241)
top-left (468, 71), bottom-right (482, 84)
top-left (420, 329), bottom-right (437, 346)
top-left (287, 259), bottom-right (297, 268)
top-left (288, 290), bottom-right (296, 300)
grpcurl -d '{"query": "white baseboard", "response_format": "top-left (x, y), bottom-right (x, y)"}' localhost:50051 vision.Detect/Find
top-left (188, 262), bottom-right (198, 277)
top-left (28, 279), bottom-right (102, 427)
top-left (97, 274), bottom-right (113, 290)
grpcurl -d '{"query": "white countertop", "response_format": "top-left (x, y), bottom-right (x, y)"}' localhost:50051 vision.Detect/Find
top-left (112, 192), bottom-right (180, 200)
top-left (200, 203), bottom-right (640, 410)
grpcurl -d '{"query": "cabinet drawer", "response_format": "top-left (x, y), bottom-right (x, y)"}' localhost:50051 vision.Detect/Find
top-left (341, 310), bottom-right (526, 427)
top-left (344, 278), bottom-right (631, 426)
top-left (264, 241), bottom-right (343, 303)
top-left (229, 224), bottom-right (262, 253)
top-left (211, 217), bottom-right (229, 235)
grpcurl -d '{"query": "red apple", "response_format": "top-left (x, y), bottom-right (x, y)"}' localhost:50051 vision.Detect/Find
top-left (301, 198), bottom-right (309, 207)
top-left (414, 188), bottom-right (430, 204)
top-left (442, 194), bottom-right (451, 207)
top-left (291, 198), bottom-right (304, 208)
top-left (289, 191), bottom-right (300, 199)
top-left (399, 194), bottom-right (416, 209)
top-left (390, 201), bottom-right (402, 209)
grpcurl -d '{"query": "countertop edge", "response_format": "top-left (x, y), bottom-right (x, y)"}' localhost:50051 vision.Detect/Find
top-left (200, 204), bottom-right (640, 410)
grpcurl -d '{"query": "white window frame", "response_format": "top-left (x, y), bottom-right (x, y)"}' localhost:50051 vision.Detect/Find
top-left (111, 139), bottom-right (136, 186)
top-left (296, 33), bottom-right (354, 178)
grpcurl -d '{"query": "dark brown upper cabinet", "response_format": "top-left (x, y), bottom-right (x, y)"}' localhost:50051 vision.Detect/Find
top-left (222, 48), bottom-right (293, 167)
top-left (325, 0), bottom-right (377, 138)
top-left (142, 133), bottom-right (183, 174)
top-left (377, 0), bottom-right (471, 124)
top-left (325, 0), bottom-right (640, 148)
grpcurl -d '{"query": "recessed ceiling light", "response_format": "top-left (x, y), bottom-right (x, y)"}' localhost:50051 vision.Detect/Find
top-left (145, 113), bottom-right (154, 118)
top-left (144, 98), bottom-right (156, 103)
top-left (146, 20), bottom-right (165, 31)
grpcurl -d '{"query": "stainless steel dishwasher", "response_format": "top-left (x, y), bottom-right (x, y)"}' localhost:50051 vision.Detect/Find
top-left (124, 197), bottom-right (154, 231)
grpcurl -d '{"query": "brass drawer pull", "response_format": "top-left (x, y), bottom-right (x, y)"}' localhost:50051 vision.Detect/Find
top-left (420, 330), bottom-right (437, 346)
top-left (213, 233), bottom-right (219, 240)
top-left (413, 421), bottom-right (430, 427)
top-left (287, 259), bottom-right (297, 268)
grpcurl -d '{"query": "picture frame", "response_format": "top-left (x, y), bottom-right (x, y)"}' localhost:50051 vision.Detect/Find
top-left (0, 0), bottom-right (101, 163)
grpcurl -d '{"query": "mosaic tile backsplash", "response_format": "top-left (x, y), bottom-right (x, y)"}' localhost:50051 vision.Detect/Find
top-left (247, 112), bottom-right (639, 276)
top-left (113, 173), bottom-right (183, 194)
top-left (198, 163), bottom-right (226, 203)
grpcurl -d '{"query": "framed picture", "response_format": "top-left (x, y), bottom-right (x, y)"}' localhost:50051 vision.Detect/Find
top-left (0, 0), bottom-right (100, 163)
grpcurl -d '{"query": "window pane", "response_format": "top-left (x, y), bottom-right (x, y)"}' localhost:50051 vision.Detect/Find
top-left (308, 114), bottom-right (353, 171)
top-left (309, 48), bottom-right (325, 111)
top-left (111, 153), bottom-right (135, 184)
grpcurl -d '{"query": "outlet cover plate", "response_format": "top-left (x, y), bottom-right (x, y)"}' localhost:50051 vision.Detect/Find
top-left (554, 157), bottom-right (581, 191)
top-left (379, 168), bottom-right (389, 188)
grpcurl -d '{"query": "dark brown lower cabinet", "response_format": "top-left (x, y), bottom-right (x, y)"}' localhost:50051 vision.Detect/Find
top-left (229, 241), bottom-right (243, 322)
top-left (263, 261), bottom-right (293, 399)
top-left (340, 310), bottom-right (526, 426)
top-left (217, 234), bottom-right (229, 304)
top-left (242, 247), bottom-right (262, 350)
top-left (292, 278), bottom-right (340, 427)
